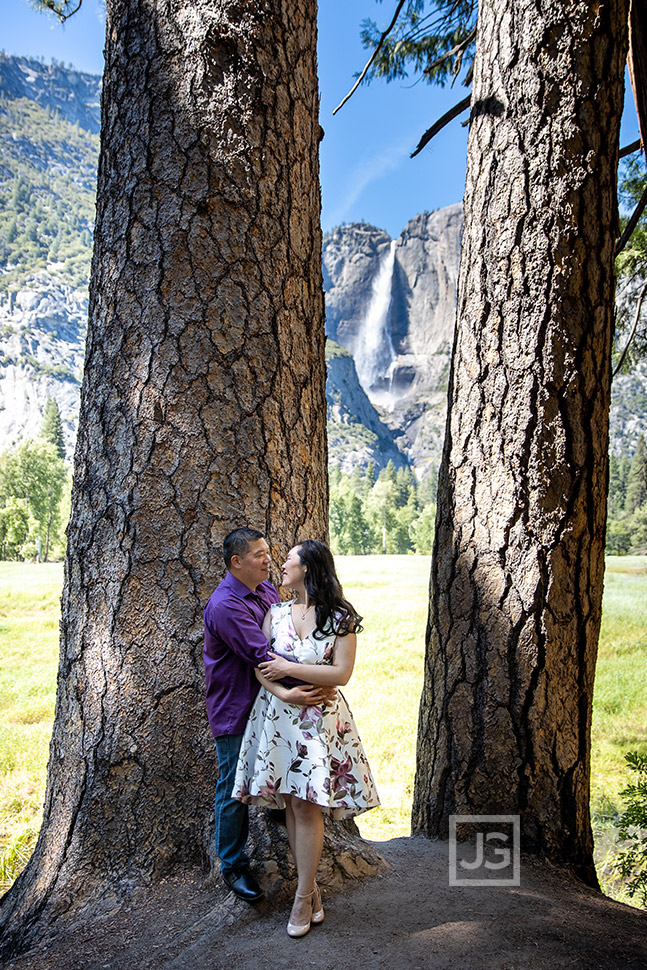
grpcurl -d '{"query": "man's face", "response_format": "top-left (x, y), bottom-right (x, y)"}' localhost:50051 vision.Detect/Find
top-left (233, 538), bottom-right (271, 590)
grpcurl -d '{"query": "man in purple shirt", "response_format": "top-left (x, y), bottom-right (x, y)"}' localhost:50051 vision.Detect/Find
top-left (204, 527), bottom-right (331, 903)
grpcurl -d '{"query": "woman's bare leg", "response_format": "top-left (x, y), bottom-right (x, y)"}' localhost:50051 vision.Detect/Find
top-left (283, 795), bottom-right (324, 927)
top-left (284, 797), bottom-right (297, 860)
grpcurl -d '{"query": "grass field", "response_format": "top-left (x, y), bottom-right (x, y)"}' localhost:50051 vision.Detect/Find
top-left (337, 555), bottom-right (431, 841)
top-left (1, 556), bottom-right (646, 905)
top-left (0, 562), bottom-right (62, 888)
top-left (589, 556), bottom-right (647, 901)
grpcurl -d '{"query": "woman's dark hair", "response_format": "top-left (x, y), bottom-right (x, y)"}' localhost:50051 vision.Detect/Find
top-left (295, 539), bottom-right (363, 638)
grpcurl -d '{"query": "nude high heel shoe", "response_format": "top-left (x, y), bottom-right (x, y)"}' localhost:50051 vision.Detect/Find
top-left (287, 889), bottom-right (315, 938)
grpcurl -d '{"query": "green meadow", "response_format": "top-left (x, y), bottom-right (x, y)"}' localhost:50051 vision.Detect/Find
top-left (0, 562), bottom-right (62, 889)
top-left (1, 556), bottom-right (645, 906)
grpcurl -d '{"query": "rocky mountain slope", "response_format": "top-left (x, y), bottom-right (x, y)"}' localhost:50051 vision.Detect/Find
top-left (325, 341), bottom-right (406, 473)
top-left (323, 207), bottom-right (461, 476)
top-left (0, 283), bottom-right (86, 456)
top-left (0, 54), bottom-right (101, 133)
top-left (1, 54), bottom-right (645, 474)
top-left (0, 55), bottom-right (98, 456)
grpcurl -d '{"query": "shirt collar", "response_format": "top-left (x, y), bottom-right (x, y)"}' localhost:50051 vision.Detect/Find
top-left (224, 570), bottom-right (263, 599)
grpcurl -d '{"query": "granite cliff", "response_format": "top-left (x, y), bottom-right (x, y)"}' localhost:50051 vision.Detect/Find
top-left (0, 53), bottom-right (101, 132)
top-left (323, 206), bottom-right (462, 475)
top-left (0, 54), bottom-right (98, 458)
top-left (324, 206), bottom-right (461, 399)
top-left (1, 54), bottom-right (645, 476)
top-left (325, 341), bottom-right (406, 473)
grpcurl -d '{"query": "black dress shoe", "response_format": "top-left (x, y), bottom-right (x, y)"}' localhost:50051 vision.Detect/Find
top-left (222, 866), bottom-right (264, 903)
top-left (266, 807), bottom-right (287, 826)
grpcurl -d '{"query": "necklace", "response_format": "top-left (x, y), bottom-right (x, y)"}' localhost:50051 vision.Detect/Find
top-left (295, 602), bottom-right (314, 621)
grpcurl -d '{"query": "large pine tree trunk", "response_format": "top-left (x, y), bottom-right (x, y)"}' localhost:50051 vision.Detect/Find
top-left (412, 0), bottom-right (629, 885)
top-left (0, 0), bottom-right (339, 954)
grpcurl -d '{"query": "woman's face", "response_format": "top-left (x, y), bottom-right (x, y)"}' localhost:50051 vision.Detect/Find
top-left (281, 545), bottom-right (306, 589)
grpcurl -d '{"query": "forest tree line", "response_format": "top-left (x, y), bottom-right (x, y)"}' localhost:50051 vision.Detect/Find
top-left (0, 398), bottom-right (68, 561)
top-left (1, 431), bottom-right (646, 561)
top-left (330, 460), bottom-right (437, 556)
top-left (331, 437), bottom-right (647, 558)
top-left (606, 435), bottom-right (647, 554)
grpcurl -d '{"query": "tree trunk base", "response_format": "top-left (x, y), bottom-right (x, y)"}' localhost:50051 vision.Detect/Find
top-left (0, 810), bottom-right (386, 962)
top-left (242, 809), bottom-right (389, 894)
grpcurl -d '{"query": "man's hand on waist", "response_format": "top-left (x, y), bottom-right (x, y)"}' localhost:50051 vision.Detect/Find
top-left (284, 684), bottom-right (337, 707)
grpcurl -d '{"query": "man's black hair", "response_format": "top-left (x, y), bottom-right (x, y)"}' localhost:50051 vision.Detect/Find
top-left (223, 527), bottom-right (265, 569)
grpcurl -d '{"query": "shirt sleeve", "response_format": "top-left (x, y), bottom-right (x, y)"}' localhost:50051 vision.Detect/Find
top-left (211, 599), bottom-right (274, 668)
top-left (205, 596), bottom-right (305, 687)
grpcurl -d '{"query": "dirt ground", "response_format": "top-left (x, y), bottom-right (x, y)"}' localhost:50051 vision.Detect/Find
top-left (5, 836), bottom-right (647, 970)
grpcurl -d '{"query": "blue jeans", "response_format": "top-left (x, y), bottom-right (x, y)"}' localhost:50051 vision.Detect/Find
top-left (214, 734), bottom-right (249, 874)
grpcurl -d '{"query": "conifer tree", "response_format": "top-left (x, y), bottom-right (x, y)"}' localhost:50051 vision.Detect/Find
top-left (620, 454), bottom-right (632, 508)
top-left (350, 463), bottom-right (365, 495)
top-left (347, 493), bottom-right (372, 554)
top-left (0, 0), bottom-right (336, 956)
top-left (412, 0), bottom-right (629, 883)
top-left (380, 459), bottom-right (398, 484)
top-left (625, 435), bottom-right (647, 513)
top-left (40, 397), bottom-right (66, 460)
top-left (608, 454), bottom-right (623, 516)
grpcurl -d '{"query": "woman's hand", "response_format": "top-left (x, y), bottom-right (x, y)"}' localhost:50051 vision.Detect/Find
top-left (258, 651), bottom-right (292, 681)
top-left (254, 668), bottom-right (337, 706)
top-left (259, 634), bottom-right (356, 687)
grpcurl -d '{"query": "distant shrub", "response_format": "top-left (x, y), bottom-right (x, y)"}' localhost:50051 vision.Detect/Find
top-left (612, 752), bottom-right (647, 908)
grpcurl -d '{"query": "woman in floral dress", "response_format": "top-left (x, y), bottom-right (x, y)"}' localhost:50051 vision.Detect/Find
top-left (232, 539), bottom-right (379, 937)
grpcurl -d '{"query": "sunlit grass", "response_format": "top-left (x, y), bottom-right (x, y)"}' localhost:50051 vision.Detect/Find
top-left (0, 563), bottom-right (62, 892)
top-left (590, 558), bottom-right (647, 904)
top-left (592, 564), bottom-right (647, 801)
top-left (0, 556), bottom-right (645, 905)
top-left (338, 556), bottom-right (429, 841)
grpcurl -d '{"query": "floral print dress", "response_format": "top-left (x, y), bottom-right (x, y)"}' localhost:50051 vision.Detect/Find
top-left (232, 601), bottom-right (380, 819)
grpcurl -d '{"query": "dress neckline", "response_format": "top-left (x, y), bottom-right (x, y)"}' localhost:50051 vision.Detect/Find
top-left (289, 602), bottom-right (318, 641)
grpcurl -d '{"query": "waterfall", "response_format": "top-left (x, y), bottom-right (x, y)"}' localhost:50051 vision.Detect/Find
top-left (354, 240), bottom-right (396, 400)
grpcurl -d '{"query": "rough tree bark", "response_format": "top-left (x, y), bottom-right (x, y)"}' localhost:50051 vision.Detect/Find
top-left (412, 0), bottom-right (629, 884)
top-left (0, 0), bottom-right (384, 957)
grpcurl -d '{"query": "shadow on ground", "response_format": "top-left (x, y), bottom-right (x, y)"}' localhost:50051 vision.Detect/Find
top-left (6, 837), bottom-right (647, 970)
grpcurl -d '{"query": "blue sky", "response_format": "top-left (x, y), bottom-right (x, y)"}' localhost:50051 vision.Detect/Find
top-left (2, 0), bottom-right (641, 239)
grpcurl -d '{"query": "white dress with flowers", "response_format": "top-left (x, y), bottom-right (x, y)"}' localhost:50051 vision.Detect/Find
top-left (232, 601), bottom-right (380, 820)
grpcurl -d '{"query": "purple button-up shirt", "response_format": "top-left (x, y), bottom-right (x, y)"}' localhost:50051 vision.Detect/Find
top-left (203, 571), bottom-right (280, 738)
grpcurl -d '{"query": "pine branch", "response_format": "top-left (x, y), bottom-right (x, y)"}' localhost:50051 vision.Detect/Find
top-left (620, 138), bottom-right (643, 159)
top-left (333, 0), bottom-right (408, 115)
top-left (410, 93), bottom-right (471, 158)
top-left (35, 0), bottom-right (83, 22)
top-left (615, 182), bottom-right (647, 257)
top-left (423, 27), bottom-right (477, 79)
